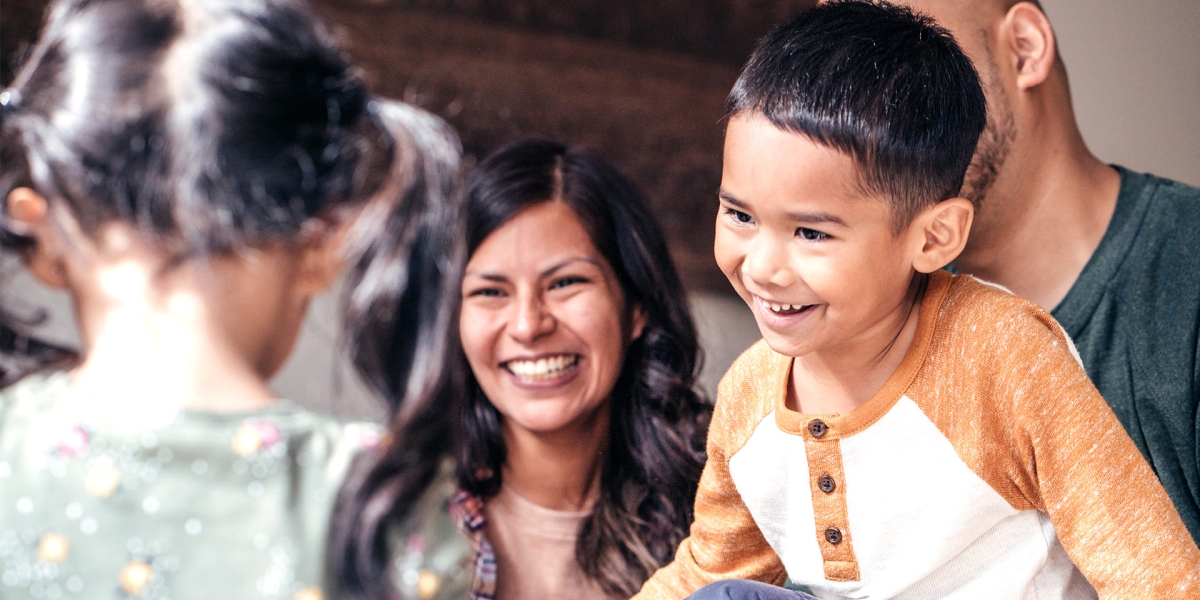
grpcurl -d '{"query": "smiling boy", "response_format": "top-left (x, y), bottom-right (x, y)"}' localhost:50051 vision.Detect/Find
top-left (633, 2), bottom-right (1200, 599)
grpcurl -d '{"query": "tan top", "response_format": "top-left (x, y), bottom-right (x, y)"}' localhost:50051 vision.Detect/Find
top-left (636, 271), bottom-right (1200, 600)
top-left (486, 484), bottom-right (620, 600)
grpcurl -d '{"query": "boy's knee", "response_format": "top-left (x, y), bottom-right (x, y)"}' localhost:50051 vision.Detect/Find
top-left (686, 580), bottom-right (813, 600)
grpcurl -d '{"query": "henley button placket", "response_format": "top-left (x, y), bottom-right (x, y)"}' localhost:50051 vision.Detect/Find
top-left (825, 527), bottom-right (843, 545)
top-left (818, 474), bottom-right (836, 493)
top-left (808, 419), bottom-right (828, 438)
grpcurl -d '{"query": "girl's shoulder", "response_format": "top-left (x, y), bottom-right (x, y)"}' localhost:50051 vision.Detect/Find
top-left (0, 372), bottom-right (384, 599)
top-left (384, 461), bottom-right (478, 600)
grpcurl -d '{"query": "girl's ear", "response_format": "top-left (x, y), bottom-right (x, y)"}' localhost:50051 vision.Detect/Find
top-left (5, 187), bottom-right (69, 289)
top-left (911, 197), bottom-right (974, 274)
top-left (295, 216), bottom-right (349, 297)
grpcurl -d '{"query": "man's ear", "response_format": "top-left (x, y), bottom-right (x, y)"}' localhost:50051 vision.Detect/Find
top-left (1002, 2), bottom-right (1057, 91)
top-left (911, 197), bottom-right (973, 274)
top-left (5, 187), bottom-right (69, 289)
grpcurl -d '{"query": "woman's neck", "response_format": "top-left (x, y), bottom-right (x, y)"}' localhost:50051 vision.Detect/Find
top-left (500, 404), bottom-right (610, 512)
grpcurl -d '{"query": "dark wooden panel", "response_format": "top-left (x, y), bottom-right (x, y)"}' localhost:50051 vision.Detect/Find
top-left (2, 0), bottom-right (815, 289)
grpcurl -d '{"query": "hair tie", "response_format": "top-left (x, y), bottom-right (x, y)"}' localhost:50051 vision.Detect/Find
top-left (0, 90), bottom-right (19, 122)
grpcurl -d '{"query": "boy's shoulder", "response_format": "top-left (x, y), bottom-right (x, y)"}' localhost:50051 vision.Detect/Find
top-left (713, 339), bottom-right (791, 423)
top-left (939, 274), bottom-right (1075, 353)
top-left (718, 339), bottom-right (790, 394)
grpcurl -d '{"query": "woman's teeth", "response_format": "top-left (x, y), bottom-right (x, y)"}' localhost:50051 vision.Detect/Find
top-left (505, 354), bottom-right (579, 380)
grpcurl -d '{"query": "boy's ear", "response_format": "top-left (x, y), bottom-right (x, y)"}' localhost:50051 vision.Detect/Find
top-left (911, 197), bottom-right (973, 274)
top-left (5, 187), bottom-right (69, 289)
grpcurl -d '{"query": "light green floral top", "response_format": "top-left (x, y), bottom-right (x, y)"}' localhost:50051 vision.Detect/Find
top-left (0, 371), bottom-right (383, 600)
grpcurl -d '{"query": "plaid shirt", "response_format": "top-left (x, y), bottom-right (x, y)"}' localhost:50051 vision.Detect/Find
top-left (447, 490), bottom-right (497, 600)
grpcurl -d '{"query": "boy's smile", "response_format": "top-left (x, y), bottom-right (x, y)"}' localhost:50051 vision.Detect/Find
top-left (715, 113), bottom-right (925, 363)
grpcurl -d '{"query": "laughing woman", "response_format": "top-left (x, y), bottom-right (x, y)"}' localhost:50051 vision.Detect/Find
top-left (331, 138), bottom-right (711, 600)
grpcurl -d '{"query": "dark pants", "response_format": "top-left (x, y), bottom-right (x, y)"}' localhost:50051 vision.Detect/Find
top-left (685, 580), bottom-right (820, 600)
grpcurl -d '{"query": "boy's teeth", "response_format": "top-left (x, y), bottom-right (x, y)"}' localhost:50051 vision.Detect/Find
top-left (506, 354), bottom-right (579, 380)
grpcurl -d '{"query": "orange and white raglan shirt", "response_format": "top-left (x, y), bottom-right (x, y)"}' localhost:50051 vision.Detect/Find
top-left (636, 270), bottom-right (1200, 600)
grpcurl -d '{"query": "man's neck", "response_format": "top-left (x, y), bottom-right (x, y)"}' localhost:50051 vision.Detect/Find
top-left (955, 125), bottom-right (1120, 311)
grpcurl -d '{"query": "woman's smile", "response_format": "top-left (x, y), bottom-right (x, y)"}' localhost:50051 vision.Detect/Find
top-left (502, 353), bottom-right (583, 387)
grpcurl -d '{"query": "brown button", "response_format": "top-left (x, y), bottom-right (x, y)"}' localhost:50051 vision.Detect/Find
top-left (818, 474), bottom-right (836, 493)
top-left (825, 527), bottom-right (843, 545)
top-left (808, 419), bottom-right (828, 438)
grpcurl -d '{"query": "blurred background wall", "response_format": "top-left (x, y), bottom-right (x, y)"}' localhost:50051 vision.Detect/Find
top-left (2, 0), bottom-right (1198, 420)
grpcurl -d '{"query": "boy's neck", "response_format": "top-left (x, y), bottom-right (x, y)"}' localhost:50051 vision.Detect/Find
top-left (786, 275), bottom-right (925, 416)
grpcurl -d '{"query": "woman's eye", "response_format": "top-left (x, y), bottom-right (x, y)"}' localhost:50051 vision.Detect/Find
top-left (724, 208), bottom-right (754, 224)
top-left (797, 227), bottom-right (829, 241)
top-left (468, 287), bottom-right (504, 298)
top-left (549, 276), bottom-right (587, 290)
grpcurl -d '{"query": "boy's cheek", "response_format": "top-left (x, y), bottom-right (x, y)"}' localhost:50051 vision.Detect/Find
top-left (713, 230), bottom-right (747, 293)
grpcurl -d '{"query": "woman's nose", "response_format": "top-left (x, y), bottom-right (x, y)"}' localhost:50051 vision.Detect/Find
top-left (507, 292), bottom-right (555, 343)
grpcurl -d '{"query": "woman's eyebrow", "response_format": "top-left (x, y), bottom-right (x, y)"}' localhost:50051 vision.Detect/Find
top-left (541, 257), bottom-right (603, 278)
top-left (463, 271), bottom-right (509, 283)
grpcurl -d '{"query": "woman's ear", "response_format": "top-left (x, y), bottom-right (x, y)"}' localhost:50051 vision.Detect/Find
top-left (5, 187), bottom-right (69, 289)
top-left (629, 304), bottom-right (648, 343)
top-left (911, 197), bottom-right (974, 274)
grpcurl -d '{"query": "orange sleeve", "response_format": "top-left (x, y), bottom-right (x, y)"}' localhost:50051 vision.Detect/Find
top-left (993, 309), bottom-right (1200, 594)
top-left (634, 350), bottom-right (787, 600)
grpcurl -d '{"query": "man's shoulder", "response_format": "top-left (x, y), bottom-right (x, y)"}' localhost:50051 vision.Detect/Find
top-left (1125, 168), bottom-right (1200, 203)
top-left (1118, 167), bottom-right (1200, 229)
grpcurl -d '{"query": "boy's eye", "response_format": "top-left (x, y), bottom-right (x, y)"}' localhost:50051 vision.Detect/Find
top-left (724, 207), bottom-right (754, 224)
top-left (797, 227), bottom-right (829, 241)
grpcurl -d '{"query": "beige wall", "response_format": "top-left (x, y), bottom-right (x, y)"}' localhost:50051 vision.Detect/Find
top-left (3, 0), bottom-right (1197, 420)
top-left (1045, 0), bottom-right (1200, 187)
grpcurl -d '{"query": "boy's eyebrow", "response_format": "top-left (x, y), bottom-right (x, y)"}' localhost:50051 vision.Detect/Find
top-left (720, 191), bottom-right (848, 227)
top-left (719, 191), bottom-right (750, 209)
top-left (785, 210), bottom-right (847, 227)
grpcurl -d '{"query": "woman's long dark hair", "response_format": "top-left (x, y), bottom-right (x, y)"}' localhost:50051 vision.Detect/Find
top-left (0, 0), bottom-right (461, 425)
top-left (333, 137), bottom-right (711, 597)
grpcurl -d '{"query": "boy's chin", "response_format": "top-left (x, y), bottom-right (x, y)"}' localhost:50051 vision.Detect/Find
top-left (758, 327), bottom-right (814, 358)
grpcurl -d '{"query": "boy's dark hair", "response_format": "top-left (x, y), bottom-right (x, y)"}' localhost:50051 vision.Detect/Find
top-left (727, 0), bottom-right (987, 231)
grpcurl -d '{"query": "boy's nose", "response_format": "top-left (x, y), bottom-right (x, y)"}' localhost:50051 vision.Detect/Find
top-left (741, 235), bottom-right (796, 290)
top-left (507, 292), bottom-right (555, 343)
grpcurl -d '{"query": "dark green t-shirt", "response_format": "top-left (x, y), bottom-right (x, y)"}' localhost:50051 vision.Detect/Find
top-left (1051, 166), bottom-right (1200, 544)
